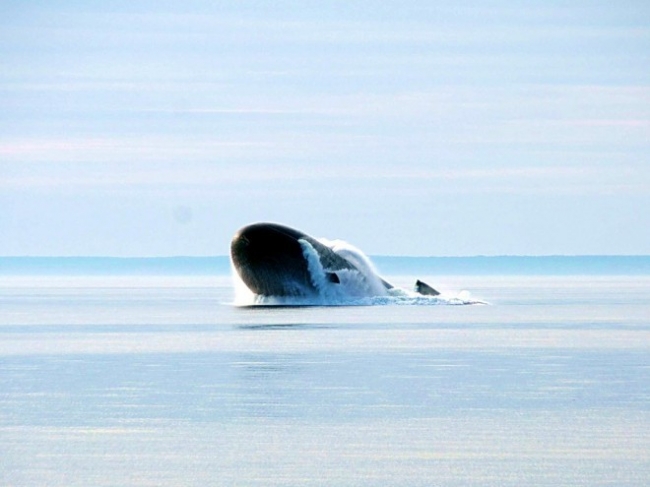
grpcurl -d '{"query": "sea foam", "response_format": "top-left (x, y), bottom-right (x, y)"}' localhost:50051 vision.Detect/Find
top-left (232, 238), bottom-right (483, 306)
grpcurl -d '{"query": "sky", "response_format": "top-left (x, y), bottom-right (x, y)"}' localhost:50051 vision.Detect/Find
top-left (1, 1), bottom-right (649, 256)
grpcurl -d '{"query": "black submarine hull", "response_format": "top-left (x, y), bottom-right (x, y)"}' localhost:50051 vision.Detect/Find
top-left (230, 222), bottom-right (438, 298)
top-left (231, 222), bottom-right (357, 297)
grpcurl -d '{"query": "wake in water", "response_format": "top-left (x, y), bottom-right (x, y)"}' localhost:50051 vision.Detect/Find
top-left (232, 236), bottom-right (485, 307)
top-left (234, 288), bottom-right (485, 307)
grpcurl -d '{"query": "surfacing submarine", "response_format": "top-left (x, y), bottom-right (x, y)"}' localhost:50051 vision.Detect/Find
top-left (230, 222), bottom-right (440, 300)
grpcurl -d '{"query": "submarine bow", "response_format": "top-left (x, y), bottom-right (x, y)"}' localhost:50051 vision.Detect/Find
top-left (231, 222), bottom-right (364, 298)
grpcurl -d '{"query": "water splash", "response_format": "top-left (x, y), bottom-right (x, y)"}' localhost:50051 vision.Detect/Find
top-left (232, 239), bottom-right (486, 306)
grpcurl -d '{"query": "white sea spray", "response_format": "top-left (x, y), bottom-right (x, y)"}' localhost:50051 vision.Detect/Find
top-left (233, 238), bottom-right (484, 306)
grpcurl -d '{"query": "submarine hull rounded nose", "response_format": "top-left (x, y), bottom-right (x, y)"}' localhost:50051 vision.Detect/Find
top-left (230, 223), bottom-right (316, 297)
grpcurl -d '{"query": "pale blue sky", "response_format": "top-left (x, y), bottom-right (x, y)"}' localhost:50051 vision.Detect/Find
top-left (1, 1), bottom-right (649, 256)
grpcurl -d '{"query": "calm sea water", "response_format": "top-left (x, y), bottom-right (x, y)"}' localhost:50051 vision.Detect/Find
top-left (1, 274), bottom-right (649, 486)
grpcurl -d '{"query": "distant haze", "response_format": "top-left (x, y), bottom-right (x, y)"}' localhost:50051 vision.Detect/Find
top-left (2, 256), bottom-right (649, 276)
top-left (1, 2), bottom-right (649, 256)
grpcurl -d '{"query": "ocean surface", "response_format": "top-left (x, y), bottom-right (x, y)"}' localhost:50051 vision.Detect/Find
top-left (1, 261), bottom-right (649, 486)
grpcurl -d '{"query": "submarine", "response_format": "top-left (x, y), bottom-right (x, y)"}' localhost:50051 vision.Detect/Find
top-left (230, 222), bottom-right (439, 299)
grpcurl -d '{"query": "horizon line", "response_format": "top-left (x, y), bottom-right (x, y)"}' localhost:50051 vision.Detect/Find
top-left (2, 255), bottom-right (650, 259)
